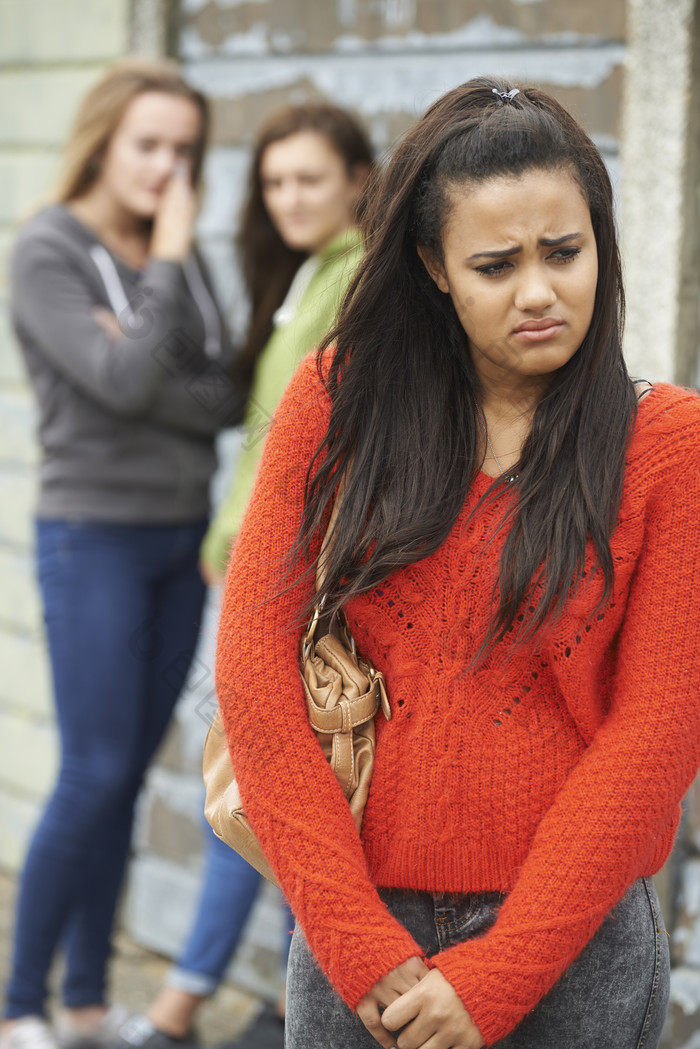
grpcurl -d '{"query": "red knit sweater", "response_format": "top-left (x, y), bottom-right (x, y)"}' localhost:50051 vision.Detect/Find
top-left (216, 354), bottom-right (700, 1045)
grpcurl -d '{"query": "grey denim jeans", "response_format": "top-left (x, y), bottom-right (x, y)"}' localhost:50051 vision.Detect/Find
top-left (285, 878), bottom-right (669, 1049)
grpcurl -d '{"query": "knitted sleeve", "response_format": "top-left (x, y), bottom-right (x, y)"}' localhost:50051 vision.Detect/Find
top-left (215, 353), bottom-right (423, 1005)
top-left (434, 414), bottom-right (700, 1045)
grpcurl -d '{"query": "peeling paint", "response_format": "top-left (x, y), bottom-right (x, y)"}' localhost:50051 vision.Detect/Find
top-left (332, 11), bottom-right (615, 52)
top-left (379, 0), bottom-right (418, 29)
top-left (195, 147), bottom-right (249, 240)
top-left (216, 21), bottom-right (271, 54)
top-left (180, 26), bottom-right (213, 58)
top-left (188, 65), bottom-right (621, 154)
top-left (182, 0), bottom-right (269, 10)
top-left (338, 0), bottom-right (418, 30)
top-left (334, 15), bottom-right (527, 51)
top-left (180, 20), bottom-right (305, 58)
top-left (182, 0), bottom-right (625, 56)
top-left (270, 29), bottom-right (305, 52)
top-left (184, 47), bottom-right (625, 109)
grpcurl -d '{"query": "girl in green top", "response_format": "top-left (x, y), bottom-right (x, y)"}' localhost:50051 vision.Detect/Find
top-left (201, 104), bottom-right (373, 584)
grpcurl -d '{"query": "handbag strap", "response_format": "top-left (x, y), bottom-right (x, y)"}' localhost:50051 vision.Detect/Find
top-left (306, 682), bottom-right (382, 733)
top-left (301, 468), bottom-right (392, 724)
top-left (301, 477), bottom-right (348, 657)
top-left (315, 471), bottom-right (347, 594)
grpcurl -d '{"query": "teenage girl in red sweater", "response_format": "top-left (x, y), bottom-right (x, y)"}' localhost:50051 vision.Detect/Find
top-left (215, 78), bottom-right (700, 1048)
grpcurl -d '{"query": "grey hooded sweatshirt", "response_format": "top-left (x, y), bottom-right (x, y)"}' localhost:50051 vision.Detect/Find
top-left (10, 204), bottom-right (245, 523)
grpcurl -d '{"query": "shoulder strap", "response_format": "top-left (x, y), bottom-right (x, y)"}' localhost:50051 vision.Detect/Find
top-left (315, 467), bottom-right (350, 593)
top-left (632, 378), bottom-right (654, 402)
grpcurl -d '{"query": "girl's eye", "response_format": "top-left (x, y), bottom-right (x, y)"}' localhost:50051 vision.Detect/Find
top-left (550, 246), bottom-right (581, 263)
top-left (137, 139), bottom-right (157, 152)
top-left (476, 260), bottom-right (512, 278)
top-left (476, 246), bottom-right (582, 278)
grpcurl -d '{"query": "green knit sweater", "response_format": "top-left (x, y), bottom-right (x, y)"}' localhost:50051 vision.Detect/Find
top-left (201, 226), bottom-right (363, 572)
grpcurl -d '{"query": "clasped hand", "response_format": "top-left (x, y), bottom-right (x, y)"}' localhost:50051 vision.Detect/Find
top-left (357, 958), bottom-right (485, 1049)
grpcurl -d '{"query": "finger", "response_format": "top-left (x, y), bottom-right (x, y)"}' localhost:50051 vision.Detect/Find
top-left (169, 169), bottom-right (194, 198)
top-left (398, 957), bottom-right (431, 986)
top-left (386, 957), bottom-right (431, 997)
top-left (356, 1000), bottom-right (397, 1049)
top-left (382, 984), bottom-right (423, 1032)
top-left (400, 1036), bottom-right (450, 1049)
top-left (394, 1008), bottom-right (483, 1049)
top-left (392, 1013), bottom-right (438, 1049)
top-left (405, 956), bottom-right (431, 978)
top-left (403, 1031), bottom-right (480, 1049)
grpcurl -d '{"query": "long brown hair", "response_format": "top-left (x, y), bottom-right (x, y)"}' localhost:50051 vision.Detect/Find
top-left (54, 57), bottom-right (209, 203)
top-left (297, 77), bottom-right (636, 655)
top-left (236, 104), bottom-right (374, 385)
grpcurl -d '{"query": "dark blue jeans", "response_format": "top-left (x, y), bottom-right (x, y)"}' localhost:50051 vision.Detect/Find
top-left (4, 519), bottom-right (207, 1018)
top-left (165, 821), bottom-right (295, 996)
top-left (286, 878), bottom-right (670, 1048)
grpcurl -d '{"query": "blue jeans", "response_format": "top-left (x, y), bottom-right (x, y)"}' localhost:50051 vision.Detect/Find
top-left (165, 822), bottom-right (295, 997)
top-left (286, 878), bottom-right (670, 1048)
top-left (4, 519), bottom-right (207, 1018)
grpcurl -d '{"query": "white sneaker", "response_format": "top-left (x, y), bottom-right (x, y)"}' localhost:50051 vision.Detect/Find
top-left (0, 1018), bottom-right (58, 1049)
top-left (55, 1007), bottom-right (134, 1049)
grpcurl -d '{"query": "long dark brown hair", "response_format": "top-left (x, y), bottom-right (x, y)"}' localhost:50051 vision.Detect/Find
top-left (296, 76), bottom-right (637, 653)
top-left (236, 103), bottom-right (374, 385)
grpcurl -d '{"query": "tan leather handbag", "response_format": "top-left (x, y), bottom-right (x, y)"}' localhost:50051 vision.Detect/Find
top-left (202, 493), bottom-right (391, 886)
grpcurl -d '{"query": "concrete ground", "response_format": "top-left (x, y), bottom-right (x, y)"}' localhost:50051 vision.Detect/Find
top-left (0, 870), bottom-right (262, 1045)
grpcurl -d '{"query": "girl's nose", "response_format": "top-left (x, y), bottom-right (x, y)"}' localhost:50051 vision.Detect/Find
top-left (277, 180), bottom-right (302, 210)
top-left (513, 264), bottom-right (556, 313)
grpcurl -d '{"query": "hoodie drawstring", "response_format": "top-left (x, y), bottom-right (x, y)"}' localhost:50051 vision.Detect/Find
top-left (89, 244), bottom-right (222, 359)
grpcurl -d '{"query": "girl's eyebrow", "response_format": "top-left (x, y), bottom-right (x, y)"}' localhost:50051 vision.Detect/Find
top-left (468, 232), bottom-right (583, 262)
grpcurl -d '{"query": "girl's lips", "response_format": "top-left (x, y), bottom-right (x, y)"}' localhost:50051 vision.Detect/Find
top-left (512, 322), bottom-right (565, 343)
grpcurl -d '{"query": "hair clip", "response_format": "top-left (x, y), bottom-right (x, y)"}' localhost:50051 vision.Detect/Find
top-left (492, 88), bottom-right (520, 104)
